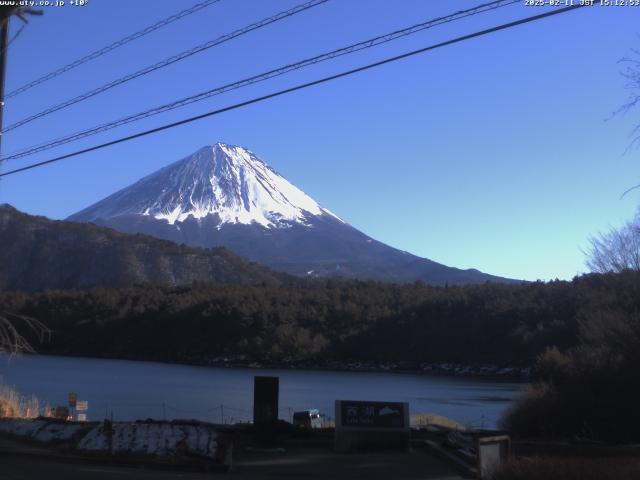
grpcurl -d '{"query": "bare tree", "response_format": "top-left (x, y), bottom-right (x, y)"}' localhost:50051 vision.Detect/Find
top-left (0, 312), bottom-right (48, 354)
top-left (587, 50), bottom-right (640, 272)
top-left (617, 48), bottom-right (640, 152)
top-left (586, 213), bottom-right (640, 273)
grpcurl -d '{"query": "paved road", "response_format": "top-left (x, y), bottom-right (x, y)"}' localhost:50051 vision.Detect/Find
top-left (0, 435), bottom-right (464, 480)
top-left (1, 449), bottom-right (463, 480)
top-left (1, 455), bottom-right (218, 479)
top-left (233, 448), bottom-right (464, 480)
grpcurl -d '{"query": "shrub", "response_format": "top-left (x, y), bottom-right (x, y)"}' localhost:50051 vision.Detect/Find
top-left (500, 383), bottom-right (561, 437)
top-left (503, 307), bottom-right (640, 441)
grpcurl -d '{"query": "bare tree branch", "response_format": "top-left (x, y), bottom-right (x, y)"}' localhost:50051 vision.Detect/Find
top-left (610, 47), bottom-right (640, 196)
top-left (586, 212), bottom-right (640, 273)
top-left (0, 312), bottom-right (49, 354)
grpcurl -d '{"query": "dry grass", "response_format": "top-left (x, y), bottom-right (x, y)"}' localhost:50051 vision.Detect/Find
top-left (0, 383), bottom-right (44, 418)
top-left (410, 412), bottom-right (469, 431)
top-left (491, 457), bottom-right (640, 480)
top-left (0, 312), bottom-right (50, 418)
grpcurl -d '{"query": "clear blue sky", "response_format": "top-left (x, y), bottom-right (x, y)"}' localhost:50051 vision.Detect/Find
top-left (0, 0), bottom-right (638, 281)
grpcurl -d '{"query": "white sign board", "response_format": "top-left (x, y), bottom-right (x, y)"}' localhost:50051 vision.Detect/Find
top-left (334, 400), bottom-right (410, 452)
top-left (77, 413), bottom-right (87, 422)
top-left (76, 400), bottom-right (88, 411)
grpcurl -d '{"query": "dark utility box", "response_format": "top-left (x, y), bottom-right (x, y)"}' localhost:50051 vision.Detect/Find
top-left (253, 376), bottom-right (279, 427)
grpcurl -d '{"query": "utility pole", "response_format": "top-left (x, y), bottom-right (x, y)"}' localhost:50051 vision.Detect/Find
top-left (0, 6), bottom-right (42, 156)
top-left (0, 8), bottom-right (13, 156)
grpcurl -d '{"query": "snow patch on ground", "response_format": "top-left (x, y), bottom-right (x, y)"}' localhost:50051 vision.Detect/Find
top-left (33, 421), bottom-right (85, 442)
top-left (77, 422), bottom-right (217, 458)
top-left (0, 418), bottom-right (218, 458)
top-left (0, 418), bottom-right (85, 442)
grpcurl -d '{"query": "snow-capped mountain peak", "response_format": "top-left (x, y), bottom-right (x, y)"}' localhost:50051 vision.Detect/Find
top-left (68, 142), bottom-right (515, 285)
top-left (70, 142), bottom-right (343, 228)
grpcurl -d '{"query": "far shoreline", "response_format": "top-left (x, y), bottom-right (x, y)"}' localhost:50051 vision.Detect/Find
top-left (4, 351), bottom-right (531, 383)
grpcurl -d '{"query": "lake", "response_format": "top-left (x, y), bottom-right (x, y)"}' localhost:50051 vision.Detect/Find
top-left (0, 354), bottom-right (522, 429)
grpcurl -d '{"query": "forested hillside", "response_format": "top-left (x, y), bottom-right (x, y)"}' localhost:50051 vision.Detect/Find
top-left (0, 204), bottom-right (285, 290)
top-left (3, 271), bottom-right (638, 369)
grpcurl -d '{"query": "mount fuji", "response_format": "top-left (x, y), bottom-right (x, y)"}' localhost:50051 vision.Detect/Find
top-left (68, 142), bottom-right (513, 285)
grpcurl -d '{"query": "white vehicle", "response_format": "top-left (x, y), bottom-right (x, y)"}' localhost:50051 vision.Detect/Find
top-left (293, 409), bottom-right (322, 429)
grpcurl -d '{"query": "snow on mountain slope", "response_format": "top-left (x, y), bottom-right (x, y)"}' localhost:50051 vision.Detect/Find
top-left (70, 142), bottom-right (342, 228)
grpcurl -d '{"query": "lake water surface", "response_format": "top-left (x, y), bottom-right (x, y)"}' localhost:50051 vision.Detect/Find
top-left (0, 354), bottom-right (522, 429)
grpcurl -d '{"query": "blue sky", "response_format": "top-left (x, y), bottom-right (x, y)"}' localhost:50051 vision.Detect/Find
top-left (0, 0), bottom-right (638, 281)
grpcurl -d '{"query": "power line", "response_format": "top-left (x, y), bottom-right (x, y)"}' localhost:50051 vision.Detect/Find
top-left (4, 0), bottom-right (223, 100)
top-left (0, 3), bottom-right (588, 179)
top-left (1, 0), bottom-right (519, 162)
top-left (2, 0), bottom-right (329, 133)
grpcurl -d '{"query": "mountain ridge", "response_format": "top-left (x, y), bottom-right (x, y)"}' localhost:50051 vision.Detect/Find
top-left (0, 203), bottom-right (285, 291)
top-left (68, 142), bottom-right (518, 285)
